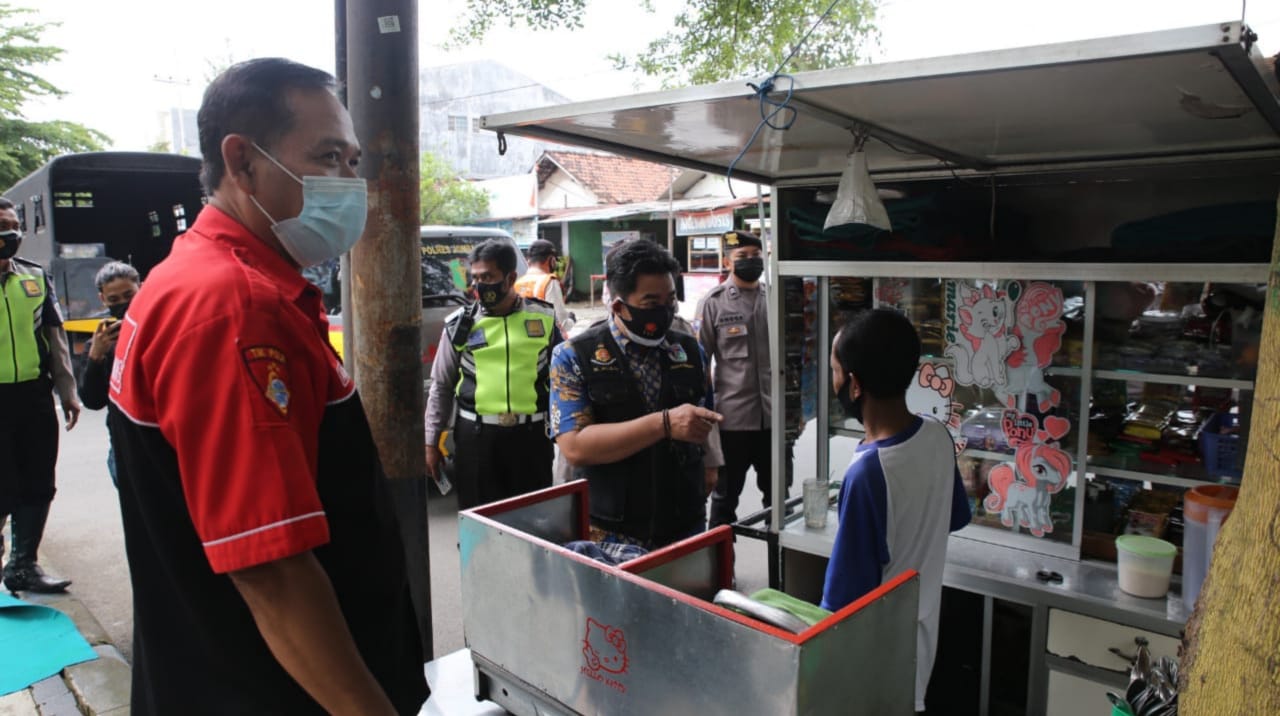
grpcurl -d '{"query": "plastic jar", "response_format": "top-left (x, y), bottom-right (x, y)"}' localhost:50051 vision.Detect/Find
top-left (1115, 535), bottom-right (1177, 599)
top-left (1182, 485), bottom-right (1239, 610)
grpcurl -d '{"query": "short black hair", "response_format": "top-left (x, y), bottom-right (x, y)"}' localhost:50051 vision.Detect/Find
top-left (606, 239), bottom-right (680, 299)
top-left (0, 197), bottom-right (13, 211)
top-left (469, 239), bottom-right (517, 275)
top-left (834, 309), bottom-right (921, 399)
top-left (197, 57), bottom-right (335, 193)
top-left (527, 239), bottom-right (557, 262)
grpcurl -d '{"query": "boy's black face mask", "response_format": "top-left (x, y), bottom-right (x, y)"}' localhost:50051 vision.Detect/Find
top-left (835, 372), bottom-right (863, 422)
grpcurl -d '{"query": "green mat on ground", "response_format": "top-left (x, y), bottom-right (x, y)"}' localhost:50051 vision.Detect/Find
top-left (750, 588), bottom-right (833, 627)
top-left (0, 592), bottom-right (97, 696)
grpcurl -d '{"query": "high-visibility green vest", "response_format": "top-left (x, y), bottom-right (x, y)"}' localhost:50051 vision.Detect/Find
top-left (1, 261), bottom-right (49, 384)
top-left (447, 298), bottom-right (557, 416)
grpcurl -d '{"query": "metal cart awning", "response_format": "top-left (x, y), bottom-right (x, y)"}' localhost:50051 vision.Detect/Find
top-left (483, 22), bottom-right (1280, 184)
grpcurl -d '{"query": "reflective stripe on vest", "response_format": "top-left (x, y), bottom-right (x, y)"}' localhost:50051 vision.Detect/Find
top-left (1, 269), bottom-right (47, 383)
top-left (459, 308), bottom-right (555, 415)
top-left (513, 273), bottom-right (553, 301)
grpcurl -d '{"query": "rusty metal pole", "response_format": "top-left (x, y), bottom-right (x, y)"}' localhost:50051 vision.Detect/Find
top-left (335, 0), bottom-right (355, 379)
top-left (345, 0), bottom-right (433, 659)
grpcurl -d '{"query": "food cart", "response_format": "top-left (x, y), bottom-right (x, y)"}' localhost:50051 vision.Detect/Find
top-left (456, 481), bottom-right (919, 715)
top-left (483, 21), bottom-right (1280, 715)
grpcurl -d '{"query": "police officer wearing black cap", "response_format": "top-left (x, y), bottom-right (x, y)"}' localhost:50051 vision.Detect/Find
top-left (696, 229), bottom-right (791, 528)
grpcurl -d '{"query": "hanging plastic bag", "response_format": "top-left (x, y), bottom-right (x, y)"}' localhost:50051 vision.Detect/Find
top-left (824, 150), bottom-right (891, 231)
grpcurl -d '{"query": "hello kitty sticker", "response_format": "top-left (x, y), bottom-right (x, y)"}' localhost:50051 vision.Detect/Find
top-left (581, 617), bottom-right (628, 693)
top-left (906, 361), bottom-right (965, 452)
top-left (946, 280), bottom-right (1073, 539)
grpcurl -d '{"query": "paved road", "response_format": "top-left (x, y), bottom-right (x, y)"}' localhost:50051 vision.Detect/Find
top-left (38, 300), bottom-right (831, 665)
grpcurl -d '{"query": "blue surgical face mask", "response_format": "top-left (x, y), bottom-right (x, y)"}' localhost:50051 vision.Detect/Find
top-left (249, 142), bottom-right (368, 267)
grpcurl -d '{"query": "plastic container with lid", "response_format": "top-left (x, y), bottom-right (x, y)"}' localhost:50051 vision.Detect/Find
top-left (1182, 485), bottom-right (1239, 610)
top-left (1115, 535), bottom-right (1177, 599)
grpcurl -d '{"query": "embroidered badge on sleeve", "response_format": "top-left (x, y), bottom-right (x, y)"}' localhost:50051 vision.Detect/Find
top-left (242, 345), bottom-right (291, 416)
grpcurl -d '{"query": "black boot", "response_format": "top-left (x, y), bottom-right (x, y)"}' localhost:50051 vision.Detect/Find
top-left (2, 502), bottom-right (70, 594)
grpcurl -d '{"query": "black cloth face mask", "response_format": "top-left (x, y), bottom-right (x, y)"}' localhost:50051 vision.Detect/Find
top-left (107, 302), bottom-right (131, 320)
top-left (473, 280), bottom-right (508, 310)
top-left (0, 230), bottom-right (20, 260)
top-left (619, 303), bottom-right (675, 346)
top-left (733, 256), bottom-right (764, 283)
top-left (835, 372), bottom-right (864, 423)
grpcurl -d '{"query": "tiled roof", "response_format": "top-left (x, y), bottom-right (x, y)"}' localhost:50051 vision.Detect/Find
top-left (538, 151), bottom-right (675, 204)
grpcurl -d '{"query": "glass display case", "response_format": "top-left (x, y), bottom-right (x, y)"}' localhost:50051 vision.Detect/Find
top-left (781, 265), bottom-right (1264, 561)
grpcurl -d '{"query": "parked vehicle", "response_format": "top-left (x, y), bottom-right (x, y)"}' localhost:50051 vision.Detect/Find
top-left (4, 152), bottom-right (205, 371)
top-left (312, 225), bottom-right (527, 364)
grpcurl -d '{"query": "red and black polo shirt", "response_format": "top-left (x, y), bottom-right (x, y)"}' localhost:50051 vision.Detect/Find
top-left (108, 206), bottom-right (426, 714)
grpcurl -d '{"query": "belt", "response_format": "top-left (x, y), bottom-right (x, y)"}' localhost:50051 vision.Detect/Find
top-left (458, 409), bottom-right (545, 427)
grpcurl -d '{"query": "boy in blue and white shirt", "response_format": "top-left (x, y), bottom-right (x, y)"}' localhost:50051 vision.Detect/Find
top-left (821, 309), bottom-right (971, 713)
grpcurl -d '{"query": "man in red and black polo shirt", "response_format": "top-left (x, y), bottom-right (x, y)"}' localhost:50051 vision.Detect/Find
top-left (108, 58), bottom-right (426, 714)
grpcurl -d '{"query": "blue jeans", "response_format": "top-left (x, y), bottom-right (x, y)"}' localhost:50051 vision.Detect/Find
top-left (107, 444), bottom-right (118, 488)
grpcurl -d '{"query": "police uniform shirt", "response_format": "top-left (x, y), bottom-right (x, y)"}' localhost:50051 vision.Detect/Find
top-left (0, 257), bottom-right (77, 402)
top-left (695, 280), bottom-right (771, 432)
top-left (423, 295), bottom-right (561, 447)
top-left (108, 206), bottom-right (426, 714)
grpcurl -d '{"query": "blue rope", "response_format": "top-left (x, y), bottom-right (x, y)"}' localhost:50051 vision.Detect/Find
top-left (724, 0), bottom-right (845, 196)
top-left (725, 74), bottom-right (797, 198)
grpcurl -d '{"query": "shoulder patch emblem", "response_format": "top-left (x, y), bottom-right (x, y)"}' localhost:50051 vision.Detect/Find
top-left (591, 345), bottom-right (615, 366)
top-left (242, 345), bottom-right (291, 416)
top-left (20, 279), bottom-right (41, 297)
top-left (667, 343), bottom-right (689, 363)
top-left (525, 319), bottom-right (546, 338)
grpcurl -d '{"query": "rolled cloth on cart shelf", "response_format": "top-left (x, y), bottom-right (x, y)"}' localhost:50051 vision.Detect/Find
top-left (749, 588), bottom-right (833, 626)
top-left (563, 540), bottom-right (648, 566)
top-left (712, 588), bottom-right (833, 634)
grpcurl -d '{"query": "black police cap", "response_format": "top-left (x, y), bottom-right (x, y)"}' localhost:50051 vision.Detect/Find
top-left (722, 230), bottom-right (763, 250)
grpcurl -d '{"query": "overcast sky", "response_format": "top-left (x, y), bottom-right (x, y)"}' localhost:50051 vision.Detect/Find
top-left (26, 0), bottom-right (1280, 151)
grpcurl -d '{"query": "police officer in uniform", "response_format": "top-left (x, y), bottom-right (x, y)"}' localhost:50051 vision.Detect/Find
top-left (425, 239), bottom-right (561, 509)
top-left (514, 239), bottom-right (574, 336)
top-left (549, 239), bottom-right (723, 548)
top-left (697, 229), bottom-right (791, 528)
top-left (0, 197), bottom-right (81, 593)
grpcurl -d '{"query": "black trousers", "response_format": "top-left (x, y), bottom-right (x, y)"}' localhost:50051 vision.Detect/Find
top-left (453, 416), bottom-right (554, 510)
top-left (0, 380), bottom-right (58, 517)
top-left (709, 430), bottom-right (794, 528)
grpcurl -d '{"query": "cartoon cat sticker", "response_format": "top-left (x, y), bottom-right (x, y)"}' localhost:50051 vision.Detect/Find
top-left (583, 618), bottom-right (628, 675)
top-left (945, 283), bottom-right (1019, 389)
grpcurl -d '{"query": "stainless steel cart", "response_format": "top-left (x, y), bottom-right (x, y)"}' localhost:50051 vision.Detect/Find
top-left (459, 481), bottom-right (920, 715)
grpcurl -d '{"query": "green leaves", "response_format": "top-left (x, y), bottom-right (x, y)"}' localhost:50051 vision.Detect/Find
top-left (420, 151), bottom-right (490, 225)
top-left (453, 0), bottom-right (879, 89)
top-left (621, 0), bottom-right (881, 88)
top-left (448, 0), bottom-right (588, 48)
top-left (0, 3), bottom-right (109, 189)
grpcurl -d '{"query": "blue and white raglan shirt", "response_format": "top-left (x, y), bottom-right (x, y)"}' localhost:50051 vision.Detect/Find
top-left (821, 416), bottom-right (971, 712)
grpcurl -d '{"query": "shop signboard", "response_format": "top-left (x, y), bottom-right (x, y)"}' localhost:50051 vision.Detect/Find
top-left (676, 209), bottom-right (734, 237)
